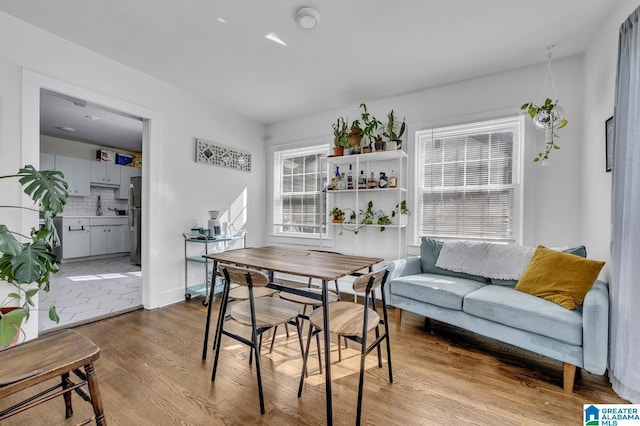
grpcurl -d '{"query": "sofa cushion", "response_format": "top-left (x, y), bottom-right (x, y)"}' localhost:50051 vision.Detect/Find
top-left (489, 245), bottom-right (588, 287)
top-left (515, 245), bottom-right (605, 310)
top-left (463, 285), bottom-right (584, 345)
top-left (390, 273), bottom-right (485, 311)
top-left (420, 237), bottom-right (487, 283)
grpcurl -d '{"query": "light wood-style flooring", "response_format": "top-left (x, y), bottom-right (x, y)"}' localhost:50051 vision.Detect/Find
top-left (1, 297), bottom-right (627, 425)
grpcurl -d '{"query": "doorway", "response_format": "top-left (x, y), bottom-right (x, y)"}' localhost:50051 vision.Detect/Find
top-left (39, 89), bottom-right (144, 332)
top-left (21, 70), bottom-right (158, 336)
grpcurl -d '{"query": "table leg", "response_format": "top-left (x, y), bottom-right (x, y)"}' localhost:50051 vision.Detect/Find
top-left (202, 259), bottom-right (219, 360)
top-left (322, 278), bottom-right (333, 426)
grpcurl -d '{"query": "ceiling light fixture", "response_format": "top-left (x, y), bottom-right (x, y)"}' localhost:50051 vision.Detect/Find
top-left (55, 126), bottom-right (76, 132)
top-left (295, 7), bottom-right (320, 29)
top-left (85, 115), bottom-right (100, 121)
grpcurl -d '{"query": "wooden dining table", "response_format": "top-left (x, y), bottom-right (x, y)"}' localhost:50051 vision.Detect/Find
top-left (201, 245), bottom-right (383, 426)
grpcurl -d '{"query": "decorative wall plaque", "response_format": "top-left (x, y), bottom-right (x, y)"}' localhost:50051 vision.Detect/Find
top-left (195, 138), bottom-right (251, 172)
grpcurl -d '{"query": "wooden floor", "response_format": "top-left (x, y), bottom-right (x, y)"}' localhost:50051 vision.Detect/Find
top-left (1, 297), bottom-right (627, 425)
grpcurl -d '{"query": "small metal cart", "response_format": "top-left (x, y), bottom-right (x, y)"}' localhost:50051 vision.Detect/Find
top-left (183, 233), bottom-right (246, 306)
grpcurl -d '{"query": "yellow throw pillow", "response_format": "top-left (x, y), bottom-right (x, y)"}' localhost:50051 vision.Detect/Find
top-left (514, 245), bottom-right (605, 310)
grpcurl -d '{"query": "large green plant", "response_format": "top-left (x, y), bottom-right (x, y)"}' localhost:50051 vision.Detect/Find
top-left (359, 103), bottom-right (382, 147)
top-left (332, 117), bottom-right (349, 148)
top-left (383, 110), bottom-right (406, 142)
top-left (0, 165), bottom-right (68, 346)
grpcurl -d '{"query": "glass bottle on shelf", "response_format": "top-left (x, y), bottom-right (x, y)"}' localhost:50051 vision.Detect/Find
top-left (367, 172), bottom-right (377, 189)
top-left (358, 170), bottom-right (367, 189)
top-left (379, 172), bottom-right (388, 188)
top-left (339, 173), bottom-right (346, 190)
top-left (347, 165), bottom-right (354, 190)
top-left (389, 170), bottom-right (398, 188)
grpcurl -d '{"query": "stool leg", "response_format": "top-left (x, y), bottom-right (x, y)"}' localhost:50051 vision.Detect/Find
top-left (84, 363), bottom-right (106, 425)
top-left (61, 372), bottom-right (73, 418)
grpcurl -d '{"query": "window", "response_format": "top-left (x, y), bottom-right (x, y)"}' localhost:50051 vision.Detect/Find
top-left (273, 145), bottom-right (328, 236)
top-left (416, 116), bottom-right (523, 243)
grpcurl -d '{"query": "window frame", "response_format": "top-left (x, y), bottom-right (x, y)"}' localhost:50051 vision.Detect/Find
top-left (272, 144), bottom-right (329, 238)
top-left (415, 115), bottom-right (524, 244)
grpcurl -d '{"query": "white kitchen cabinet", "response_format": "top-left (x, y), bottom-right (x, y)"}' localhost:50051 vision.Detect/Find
top-left (54, 217), bottom-right (91, 259)
top-left (40, 153), bottom-right (55, 170)
top-left (117, 166), bottom-right (142, 199)
top-left (90, 161), bottom-right (121, 186)
top-left (54, 155), bottom-right (90, 197)
top-left (90, 225), bottom-right (124, 255)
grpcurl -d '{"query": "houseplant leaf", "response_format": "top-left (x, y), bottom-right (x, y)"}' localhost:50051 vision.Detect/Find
top-left (8, 239), bottom-right (58, 285)
top-left (0, 308), bottom-right (26, 346)
top-left (17, 165), bottom-right (69, 216)
top-left (0, 225), bottom-right (22, 256)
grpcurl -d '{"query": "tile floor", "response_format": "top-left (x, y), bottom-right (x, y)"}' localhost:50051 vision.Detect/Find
top-left (39, 255), bottom-right (142, 332)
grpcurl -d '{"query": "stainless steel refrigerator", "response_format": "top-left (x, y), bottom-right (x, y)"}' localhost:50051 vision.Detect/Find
top-left (128, 176), bottom-right (142, 265)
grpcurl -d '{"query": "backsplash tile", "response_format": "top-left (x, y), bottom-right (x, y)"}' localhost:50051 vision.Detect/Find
top-left (64, 186), bottom-right (128, 216)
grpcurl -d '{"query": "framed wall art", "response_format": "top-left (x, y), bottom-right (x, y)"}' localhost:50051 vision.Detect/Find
top-left (195, 138), bottom-right (251, 172)
top-left (605, 116), bottom-right (614, 172)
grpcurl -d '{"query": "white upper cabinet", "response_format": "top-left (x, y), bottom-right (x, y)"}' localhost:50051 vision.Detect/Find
top-left (54, 155), bottom-right (90, 197)
top-left (90, 161), bottom-right (121, 186)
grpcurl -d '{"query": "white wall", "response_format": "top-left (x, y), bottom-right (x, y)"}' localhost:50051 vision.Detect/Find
top-left (0, 12), bottom-right (266, 336)
top-left (266, 55), bottom-right (586, 255)
top-left (581, 0), bottom-right (640, 283)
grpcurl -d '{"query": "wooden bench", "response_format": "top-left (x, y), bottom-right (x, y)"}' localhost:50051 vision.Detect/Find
top-left (0, 329), bottom-right (106, 425)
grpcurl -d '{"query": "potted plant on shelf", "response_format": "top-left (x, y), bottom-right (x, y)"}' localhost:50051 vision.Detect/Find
top-left (347, 120), bottom-right (364, 154)
top-left (0, 165), bottom-right (67, 346)
top-left (521, 98), bottom-right (568, 163)
top-left (359, 103), bottom-right (382, 153)
top-left (332, 117), bottom-right (350, 156)
top-left (329, 207), bottom-right (345, 223)
top-left (383, 110), bottom-right (406, 151)
top-left (377, 214), bottom-right (392, 231)
top-left (360, 201), bottom-right (389, 231)
top-left (392, 200), bottom-right (410, 225)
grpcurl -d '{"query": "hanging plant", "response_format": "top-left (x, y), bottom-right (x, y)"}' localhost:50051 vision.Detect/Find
top-left (521, 98), bottom-right (568, 162)
top-left (392, 200), bottom-right (410, 217)
top-left (335, 201), bottom-right (390, 235)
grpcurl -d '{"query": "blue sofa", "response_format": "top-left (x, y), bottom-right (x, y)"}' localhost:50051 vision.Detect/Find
top-left (387, 238), bottom-right (609, 392)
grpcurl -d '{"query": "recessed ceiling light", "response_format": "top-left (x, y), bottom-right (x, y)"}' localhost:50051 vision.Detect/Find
top-left (216, 17), bottom-right (227, 24)
top-left (85, 115), bottom-right (100, 121)
top-left (55, 126), bottom-right (76, 132)
top-left (295, 7), bottom-right (320, 29)
top-left (265, 32), bottom-right (287, 46)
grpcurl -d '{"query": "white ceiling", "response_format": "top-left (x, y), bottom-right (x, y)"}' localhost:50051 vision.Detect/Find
top-left (1, 0), bottom-right (614, 135)
top-left (40, 90), bottom-right (143, 152)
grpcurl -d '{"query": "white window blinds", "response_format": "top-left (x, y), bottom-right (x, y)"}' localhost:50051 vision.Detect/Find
top-left (416, 116), bottom-right (523, 242)
top-left (273, 145), bottom-right (328, 236)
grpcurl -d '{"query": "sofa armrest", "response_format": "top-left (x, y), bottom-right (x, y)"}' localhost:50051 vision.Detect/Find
top-left (388, 256), bottom-right (422, 280)
top-left (581, 280), bottom-right (609, 374)
top-left (385, 256), bottom-right (422, 301)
